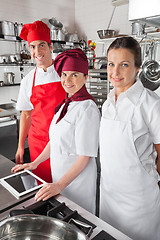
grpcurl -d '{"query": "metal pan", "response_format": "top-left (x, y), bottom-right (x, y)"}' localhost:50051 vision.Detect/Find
top-left (0, 214), bottom-right (90, 240)
top-left (142, 60), bottom-right (160, 82)
top-left (139, 71), bottom-right (159, 91)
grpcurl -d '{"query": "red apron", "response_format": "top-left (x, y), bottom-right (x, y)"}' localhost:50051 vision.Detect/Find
top-left (28, 67), bottom-right (66, 183)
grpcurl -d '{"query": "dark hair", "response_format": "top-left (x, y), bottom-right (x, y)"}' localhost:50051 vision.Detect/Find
top-left (107, 36), bottom-right (142, 68)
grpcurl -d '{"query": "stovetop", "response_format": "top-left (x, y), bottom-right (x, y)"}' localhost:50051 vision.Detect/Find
top-left (0, 195), bottom-right (131, 240)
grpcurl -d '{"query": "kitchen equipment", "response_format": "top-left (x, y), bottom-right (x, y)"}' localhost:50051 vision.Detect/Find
top-left (49, 17), bottom-right (63, 29)
top-left (52, 42), bottom-right (64, 53)
top-left (97, 29), bottom-right (116, 39)
top-left (0, 214), bottom-right (90, 240)
top-left (97, 6), bottom-right (117, 39)
top-left (57, 29), bottom-right (65, 41)
top-left (20, 43), bottom-right (31, 61)
top-left (50, 28), bottom-right (65, 41)
top-left (142, 60), bottom-right (160, 82)
top-left (14, 22), bottom-right (23, 36)
top-left (139, 71), bottom-right (160, 91)
top-left (0, 180), bottom-right (130, 240)
top-left (4, 72), bottom-right (15, 85)
top-left (131, 22), bottom-right (145, 36)
top-left (0, 81), bottom-right (4, 87)
top-left (50, 29), bottom-right (59, 40)
top-left (68, 33), bottom-right (79, 42)
top-left (0, 55), bottom-right (10, 63)
top-left (0, 20), bottom-right (15, 36)
top-left (86, 48), bottom-right (95, 69)
top-left (9, 54), bottom-right (21, 63)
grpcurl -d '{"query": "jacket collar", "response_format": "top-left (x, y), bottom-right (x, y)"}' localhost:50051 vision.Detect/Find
top-left (108, 79), bottom-right (144, 105)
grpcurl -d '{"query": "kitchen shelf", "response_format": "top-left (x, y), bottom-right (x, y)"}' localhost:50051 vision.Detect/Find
top-left (0, 83), bottom-right (20, 87)
top-left (0, 62), bottom-right (35, 66)
top-left (51, 40), bottom-right (81, 45)
top-left (0, 35), bottom-right (82, 46)
top-left (89, 69), bottom-right (107, 73)
top-left (0, 34), bottom-right (21, 41)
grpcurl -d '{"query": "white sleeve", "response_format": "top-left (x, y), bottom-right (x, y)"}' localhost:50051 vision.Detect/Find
top-left (16, 71), bottom-right (34, 111)
top-left (75, 101), bottom-right (100, 157)
top-left (148, 99), bottom-right (160, 144)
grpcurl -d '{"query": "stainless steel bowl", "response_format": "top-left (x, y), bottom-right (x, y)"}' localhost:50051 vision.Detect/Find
top-left (0, 214), bottom-right (90, 240)
top-left (97, 29), bottom-right (116, 39)
top-left (142, 60), bottom-right (160, 82)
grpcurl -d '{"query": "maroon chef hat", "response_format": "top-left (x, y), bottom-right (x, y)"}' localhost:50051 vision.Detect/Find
top-left (20, 20), bottom-right (51, 44)
top-left (54, 48), bottom-right (88, 76)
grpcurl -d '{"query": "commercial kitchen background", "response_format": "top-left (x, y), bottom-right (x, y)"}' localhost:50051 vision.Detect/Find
top-left (0, 0), bottom-right (160, 105)
top-left (0, 0), bottom-right (132, 104)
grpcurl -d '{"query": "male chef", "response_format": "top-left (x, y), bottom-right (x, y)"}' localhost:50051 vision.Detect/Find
top-left (15, 20), bottom-right (66, 182)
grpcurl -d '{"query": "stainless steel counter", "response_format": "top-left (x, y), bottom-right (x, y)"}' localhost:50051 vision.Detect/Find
top-left (0, 154), bottom-right (35, 213)
top-left (0, 154), bottom-right (132, 240)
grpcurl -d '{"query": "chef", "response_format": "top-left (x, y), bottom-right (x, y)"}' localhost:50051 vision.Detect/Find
top-left (99, 36), bottom-right (160, 240)
top-left (12, 48), bottom-right (100, 214)
top-left (15, 20), bottom-right (66, 183)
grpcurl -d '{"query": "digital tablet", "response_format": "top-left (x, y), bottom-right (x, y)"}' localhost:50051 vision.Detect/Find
top-left (0, 170), bottom-right (46, 199)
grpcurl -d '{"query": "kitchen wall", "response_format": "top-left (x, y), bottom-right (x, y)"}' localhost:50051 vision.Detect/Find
top-left (75, 0), bottom-right (131, 40)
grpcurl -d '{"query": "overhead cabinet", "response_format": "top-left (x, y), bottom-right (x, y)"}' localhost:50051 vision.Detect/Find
top-left (129, 0), bottom-right (160, 27)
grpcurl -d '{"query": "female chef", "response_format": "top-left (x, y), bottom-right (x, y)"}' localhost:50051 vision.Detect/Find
top-left (99, 36), bottom-right (160, 240)
top-left (12, 48), bottom-right (100, 214)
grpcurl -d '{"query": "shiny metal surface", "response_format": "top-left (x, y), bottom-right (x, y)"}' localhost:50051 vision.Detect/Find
top-left (142, 60), bottom-right (160, 82)
top-left (0, 215), bottom-right (90, 240)
top-left (139, 71), bottom-right (160, 91)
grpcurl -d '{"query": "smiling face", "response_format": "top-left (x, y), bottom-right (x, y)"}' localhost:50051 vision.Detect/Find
top-left (61, 71), bottom-right (88, 97)
top-left (29, 40), bottom-right (53, 71)
top-left (107, 48), bottom-right (140, 97)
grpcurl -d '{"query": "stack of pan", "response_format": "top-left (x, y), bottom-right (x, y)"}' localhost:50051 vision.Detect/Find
top-left (139, 59), bottom-right (160, 91)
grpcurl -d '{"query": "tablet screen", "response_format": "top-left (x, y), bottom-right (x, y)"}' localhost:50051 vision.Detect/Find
top-left (0, 170), bottom-right (46, 198)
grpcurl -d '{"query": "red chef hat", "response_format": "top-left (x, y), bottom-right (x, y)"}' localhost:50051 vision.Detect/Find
top-left (20, 20), bottom-right (51, 44)
top-left (54, 48), bottom-right (88, 76)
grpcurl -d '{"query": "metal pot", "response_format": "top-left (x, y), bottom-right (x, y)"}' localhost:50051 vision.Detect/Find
top-left (139, 71), bottom-right (159, 91)
top-left (9, 54), bottom-right (21, 63)
top-left (15, 22), bottom-right (23, 36)
top-left (4, 72), bottom-right (15, 85)
top-left (0, 214), bottom-right (90, 240)
top-left (132, 22), bottom-right (145, 36)
top-left (0, 20), bottom-right (15, 36)
top-left (142, 60), bottom-right (160, 82)
top-left (0, 55), bottom-right (10, 63)
top-left (50, 29), bottom-right (59, 40)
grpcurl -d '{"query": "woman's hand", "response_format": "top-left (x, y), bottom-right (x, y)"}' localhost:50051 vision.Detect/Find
top-left (11, 161), bottom-right (38, 173)
top-left (35, 182), bottom-right (61, 202)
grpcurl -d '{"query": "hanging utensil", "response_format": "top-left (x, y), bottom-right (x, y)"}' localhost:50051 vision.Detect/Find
top-left (142, 60), bottom-right (160, 82)
top-left (107, 6), bottom-right (116, 31)
top-left (97, 6), bottom-right (117, 39)
top-left (139, 71), bottom-right (160, 91)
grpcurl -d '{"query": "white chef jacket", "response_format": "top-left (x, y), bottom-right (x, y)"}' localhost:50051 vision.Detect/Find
top-left (102, 79), bottom-right (160, 181)
top-left (49, 99), bottom-right (100, 213)
top-left (16, 65), bottom-right (61, 111)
